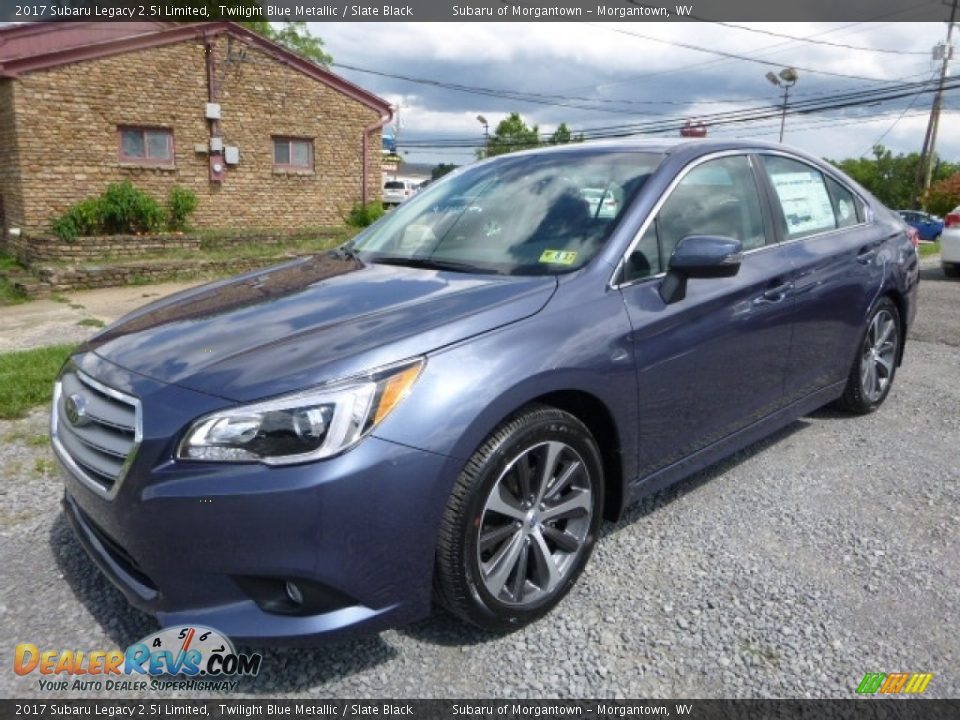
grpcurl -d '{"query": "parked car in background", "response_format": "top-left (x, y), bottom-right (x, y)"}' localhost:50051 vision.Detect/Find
top-left (383, 179), bottom-right (417, 207)
top-left (898, 210), bottom-right (943, 241)
top-left (53, 139), bottom-right (918, 644)
top-left (580, 187), bottom-right (620, 218)
top-left (941, 206), bottom-right (960, 278)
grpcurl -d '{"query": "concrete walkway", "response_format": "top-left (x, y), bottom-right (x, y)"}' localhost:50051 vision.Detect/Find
top-left (0, 281), bottom-right (202, 353)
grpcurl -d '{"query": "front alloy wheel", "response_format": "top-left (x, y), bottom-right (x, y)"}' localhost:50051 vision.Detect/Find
top-left (477, 440), bottom-right (593, 606)
top-left (435, 405), bottom-right (603, 631)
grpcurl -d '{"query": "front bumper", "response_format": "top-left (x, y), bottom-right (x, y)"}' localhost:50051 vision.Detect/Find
top-left (56, 357), bottom-right (456, 646)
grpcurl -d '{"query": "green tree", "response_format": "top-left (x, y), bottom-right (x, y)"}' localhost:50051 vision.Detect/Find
top-left (547, 123), bottom-right (583, 145)
top-left (431, 163), bottom-right (459, 180)
top-left (237, 20), bottom-right (332, 66)
top-left (478, 114), bottom-right (582, 158)
top-left (479, 113), bottom-right (541, 159)
top-left (827, 144), bottom-right (959, 210)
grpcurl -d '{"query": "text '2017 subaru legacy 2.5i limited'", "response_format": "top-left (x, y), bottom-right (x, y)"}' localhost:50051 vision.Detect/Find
top-left (53, 139), bottom-right (918, 644)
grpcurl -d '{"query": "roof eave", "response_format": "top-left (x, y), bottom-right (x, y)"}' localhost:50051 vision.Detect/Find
top-left (0, 21), bottom-right (391, 114)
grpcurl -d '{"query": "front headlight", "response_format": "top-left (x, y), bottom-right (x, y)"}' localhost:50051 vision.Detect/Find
top-left (177, 359), bottom-right (424, 465)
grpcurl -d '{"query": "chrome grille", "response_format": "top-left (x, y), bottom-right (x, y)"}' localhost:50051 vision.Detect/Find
top-left (52, 369), bottom-right (141, 499)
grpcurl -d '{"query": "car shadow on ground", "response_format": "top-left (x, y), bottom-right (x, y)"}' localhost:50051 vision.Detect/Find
top-left (48, 513), bottom-right (399, 694)
top-left (49, 415), bottom-right (822, 691)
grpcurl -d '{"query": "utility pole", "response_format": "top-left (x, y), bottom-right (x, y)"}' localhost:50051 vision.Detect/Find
top-left (915, 0), bottom-right (958, 207)
top-left (765, 68), bottom-right (799, 142)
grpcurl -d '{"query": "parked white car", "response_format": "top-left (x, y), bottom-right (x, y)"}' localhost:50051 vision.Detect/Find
top-left (942, 206), bottom-right (960, 278)
top-left (383, 179), bottom-right (417, 207)
top-left (580, 187), bottom-right (620, 219)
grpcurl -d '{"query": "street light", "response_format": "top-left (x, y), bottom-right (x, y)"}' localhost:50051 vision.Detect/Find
top-left (477, 115), bottom-right (489, 139)
top-left (477, 115), bottom-right (489, 158)
top-left (765, 67), bottom-right (799, 143)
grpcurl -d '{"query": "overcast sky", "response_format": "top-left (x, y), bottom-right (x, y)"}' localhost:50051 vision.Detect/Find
top-left (315, 20), bottom-right (958, 167)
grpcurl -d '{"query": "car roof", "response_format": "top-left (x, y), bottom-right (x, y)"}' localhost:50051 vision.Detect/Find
top-left (504, 137), bottom-right (816, 158)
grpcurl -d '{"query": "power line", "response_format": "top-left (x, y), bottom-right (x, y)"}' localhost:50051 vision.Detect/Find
top-left (860, 71), bottom-right (940, 155)
top-left (583, 22), bottom-right (928, 83)
top-left (558, 13), bottom-right (930, 95)
top-left (397, 78), bottom-right (960, 149)
top-left (686, 19), bottom-right (930, 55)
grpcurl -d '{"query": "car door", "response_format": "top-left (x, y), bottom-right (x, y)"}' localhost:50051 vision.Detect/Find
top-left (617, 153), bottom-right (796, 481)
top-left (755, 153), bottom-right (884, 403)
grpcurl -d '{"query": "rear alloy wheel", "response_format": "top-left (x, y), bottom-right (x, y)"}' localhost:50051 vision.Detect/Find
top-left (837, 298), bottom-right (901, 414)
top-left (435, 406), bottom-right (603, 631)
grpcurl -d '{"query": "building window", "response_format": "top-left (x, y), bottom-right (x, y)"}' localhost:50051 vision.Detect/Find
top-left (119, 127), bottom-right (174, 165)
top-left (273, 137), bottom-right (313, 170)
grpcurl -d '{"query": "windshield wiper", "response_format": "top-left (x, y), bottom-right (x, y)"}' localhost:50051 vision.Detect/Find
top-left (369, 256), bottom-right (500, 274)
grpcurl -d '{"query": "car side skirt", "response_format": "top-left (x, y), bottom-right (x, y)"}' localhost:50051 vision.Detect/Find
top-left (626, 381), bottom-right (846, 507)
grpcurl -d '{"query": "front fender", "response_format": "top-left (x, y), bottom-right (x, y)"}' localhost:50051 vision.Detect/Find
top-left (372, 287), bottom-right (638, 508)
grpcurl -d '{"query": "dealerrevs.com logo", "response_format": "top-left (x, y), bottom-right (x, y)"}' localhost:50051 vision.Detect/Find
top-left (14, 626), bottom-right (262, 693)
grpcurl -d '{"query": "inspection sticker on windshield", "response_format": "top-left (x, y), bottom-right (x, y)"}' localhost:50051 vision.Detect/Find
top-left (539, 250), bottom-right (578, 265)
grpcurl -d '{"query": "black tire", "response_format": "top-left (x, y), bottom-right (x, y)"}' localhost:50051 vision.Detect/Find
top-left (943, 263), bottom-right (960, 278)
top-left (836, 297), bottom-right (901, 414)
top-left (434, 405), bottom-right (604, 632)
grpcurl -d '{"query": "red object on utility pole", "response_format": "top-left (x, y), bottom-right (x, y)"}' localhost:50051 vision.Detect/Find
top-left (680, 120), bottom-right (708, 137)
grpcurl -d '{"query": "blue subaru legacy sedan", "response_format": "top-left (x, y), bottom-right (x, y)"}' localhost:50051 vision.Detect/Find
top-left (53, 139), bottom-right (918, 644)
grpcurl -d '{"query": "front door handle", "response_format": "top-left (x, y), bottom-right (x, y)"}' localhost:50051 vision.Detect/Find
top-left (755, 281), bottom-right (792, 305)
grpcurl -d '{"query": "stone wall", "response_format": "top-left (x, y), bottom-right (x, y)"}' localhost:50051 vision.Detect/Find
top-left (8, 34), bottom-right (384, 235)
top-left (36, 257), bottom-right (285, 292)
top-left (5, 229), bottom-right (344, 265)
top-left (5, 233), bottom-right (201, 264)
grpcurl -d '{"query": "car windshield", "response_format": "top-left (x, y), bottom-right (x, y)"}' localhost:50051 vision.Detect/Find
top-left (352, 150), bottom-right (664, 275)
top-left (384, 181), bottom-right (406, 189)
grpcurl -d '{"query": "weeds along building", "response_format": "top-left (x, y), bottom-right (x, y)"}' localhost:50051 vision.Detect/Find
top-left (0, 21), bottom-right (392, 239)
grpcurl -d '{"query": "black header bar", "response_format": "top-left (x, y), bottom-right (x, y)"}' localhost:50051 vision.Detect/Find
top-left (0, 0), bottom-right (954, 23)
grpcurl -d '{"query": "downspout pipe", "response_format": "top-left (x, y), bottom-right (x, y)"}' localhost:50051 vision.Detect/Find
top-left (362, 107), bottom-right (394, 205)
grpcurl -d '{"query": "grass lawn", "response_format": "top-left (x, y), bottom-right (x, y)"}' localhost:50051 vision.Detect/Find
top-left (918, 241), bottom-right (940, 258)
top-left (0, 344), bottom-right (76, 419)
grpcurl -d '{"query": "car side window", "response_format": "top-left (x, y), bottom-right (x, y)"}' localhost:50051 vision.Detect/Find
top-left (760, 155), bottom-right (840, 239)
top-left (824, 176), bottom-right (860, 229)
top-left (624, 156), bottom-right (767, 284)
top-left (623, 223), bottom-right (661, 282)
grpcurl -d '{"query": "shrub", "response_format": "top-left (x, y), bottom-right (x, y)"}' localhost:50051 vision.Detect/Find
top-left (167, 186), bottom-right (199, 231)
top-left (98, 181), bottom-right (165, 234)
top-left (346, 200), bottom-right (385, 228)
top-left (50, 182), bottom-right (168, 240)
top-left (50, 198), bottom-right (101, 241)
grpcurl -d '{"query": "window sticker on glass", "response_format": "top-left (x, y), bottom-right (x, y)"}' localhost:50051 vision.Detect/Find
top-left (769, 172), bottom-right (836, 236)
top-left (540, 250), bottom-right (578, 265)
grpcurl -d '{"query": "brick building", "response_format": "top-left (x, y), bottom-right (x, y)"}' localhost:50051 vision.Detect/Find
top-left (0, 22), bottom-right (392, 238)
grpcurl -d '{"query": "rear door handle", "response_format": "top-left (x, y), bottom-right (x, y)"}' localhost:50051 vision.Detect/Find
top-left (857, 246), bottom-right (879, 264)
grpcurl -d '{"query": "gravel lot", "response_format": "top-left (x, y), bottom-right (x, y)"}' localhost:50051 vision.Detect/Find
top-left (1, 260), bottom-right (957, 699)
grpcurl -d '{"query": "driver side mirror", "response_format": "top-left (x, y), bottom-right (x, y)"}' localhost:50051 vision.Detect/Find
top-left (659, 235), bottom-right (743, 304)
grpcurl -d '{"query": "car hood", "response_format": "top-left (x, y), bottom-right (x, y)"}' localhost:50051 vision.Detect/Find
top-left (85, 254), bottom-right (557, 402)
